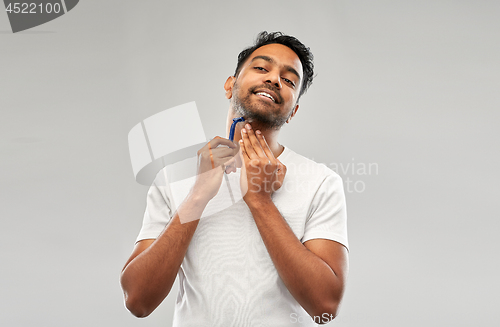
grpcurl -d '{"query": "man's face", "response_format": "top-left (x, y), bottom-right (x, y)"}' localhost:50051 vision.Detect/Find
top-left (225, 43), bottom-right (303, 129)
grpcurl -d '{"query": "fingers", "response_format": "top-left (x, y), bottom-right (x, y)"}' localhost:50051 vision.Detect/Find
top-left (213, 146), bottom-right (239, 171)
top-left (208, 145), bottom-right (215, 169)
top-left (210, 146), bottom-right (237, 158)
top-left (239, 139), bottom-right (248, 160)
top-left (255, 130), bottom-right (275, 162)
top-left (200, 136), bottom-right (239, 171)
top-left (204, 137), bottom-right (237, 153)
top-left (224, 156), bottom-right (237, 174)
top-left (209, 136), bottom-right (238, 149)
top-left (241, 123), bottom-right (267, 160)
top-left (240, 126), bottom-right (257, 160)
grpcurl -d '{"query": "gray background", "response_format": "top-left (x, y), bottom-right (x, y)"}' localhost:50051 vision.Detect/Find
top-left (1, 0), bottom-right (499, 326)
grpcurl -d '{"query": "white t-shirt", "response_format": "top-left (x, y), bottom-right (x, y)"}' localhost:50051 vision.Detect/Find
top-left (136, 146), bottom-right (349, 327)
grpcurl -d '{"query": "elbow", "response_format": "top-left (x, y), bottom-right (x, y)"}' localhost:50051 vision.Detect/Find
top-left (124, 293), bottom-right (153, 318)
top-left (120, 272), bottom-right (169, 318)
top-left (121, 272), bottom-right (153, 318)
top-left (309, 301), bottom-right (340, 325)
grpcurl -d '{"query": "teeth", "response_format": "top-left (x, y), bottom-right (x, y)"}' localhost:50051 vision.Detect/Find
top-left (256, 92), bottom-right (275, 102)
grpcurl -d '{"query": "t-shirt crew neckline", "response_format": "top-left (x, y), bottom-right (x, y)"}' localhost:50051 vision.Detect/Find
top-left (277, 144), bottom-right (290, 161)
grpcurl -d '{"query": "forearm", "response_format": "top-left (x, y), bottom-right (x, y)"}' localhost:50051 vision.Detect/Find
top-left (247, 197), bottom-right (343, 317)
top-left (120, 191), bottom-right (208, 317)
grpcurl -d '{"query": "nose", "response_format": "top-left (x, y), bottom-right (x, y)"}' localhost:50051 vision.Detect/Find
top-left (265, 70), bottom-right (282, 89)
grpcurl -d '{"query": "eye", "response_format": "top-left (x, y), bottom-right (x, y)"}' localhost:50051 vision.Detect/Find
top-left (254, 66), bottom-right (267, 72)
top-left (283, 78), bottom-right (295, 87)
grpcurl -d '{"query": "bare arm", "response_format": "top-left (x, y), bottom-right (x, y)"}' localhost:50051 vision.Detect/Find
top-left (246, 198), bottom-right (348, 321)
top-left (120, 137), bottom-right (238, 318)
top-left (239, 125), bottom-right (349, 321)
top-left (120, 193), bottom-right (205, 318)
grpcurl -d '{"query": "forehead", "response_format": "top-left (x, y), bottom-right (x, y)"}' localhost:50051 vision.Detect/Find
top-left (247, 44), bottom-right (303, 78)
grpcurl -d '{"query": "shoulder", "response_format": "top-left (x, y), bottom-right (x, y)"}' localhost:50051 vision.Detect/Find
top-left (280, 146), bottom-right (342, 183)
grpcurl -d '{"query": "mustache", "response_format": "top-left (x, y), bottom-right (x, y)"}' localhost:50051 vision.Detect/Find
top-left (248, 84), bottom-right (283, 104)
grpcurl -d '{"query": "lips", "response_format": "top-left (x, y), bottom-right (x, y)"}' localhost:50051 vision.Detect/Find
top-left (255, 91), bottom-right (275, 102)
top-left (252, 87), bottom-right (281, 104)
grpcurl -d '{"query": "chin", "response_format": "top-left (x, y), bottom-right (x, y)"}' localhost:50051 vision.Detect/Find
top-left (232, 95), bottom-right (287, 129)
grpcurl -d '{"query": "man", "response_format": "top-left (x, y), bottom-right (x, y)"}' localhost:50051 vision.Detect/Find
top-left (120, 31), bottom-right (349, 326)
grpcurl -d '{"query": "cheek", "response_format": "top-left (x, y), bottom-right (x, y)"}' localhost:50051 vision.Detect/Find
top-left (285, 91), bottom-right (298, 105)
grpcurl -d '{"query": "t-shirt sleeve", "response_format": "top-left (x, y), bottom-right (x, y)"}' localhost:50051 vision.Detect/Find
top-left (301, 170), bottom-right (349, 251)
top-left (135, 171), bottom-right (174, 243)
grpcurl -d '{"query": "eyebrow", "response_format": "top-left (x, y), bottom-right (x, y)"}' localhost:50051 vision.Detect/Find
top-left (250, 55), bottom-right (301, 81)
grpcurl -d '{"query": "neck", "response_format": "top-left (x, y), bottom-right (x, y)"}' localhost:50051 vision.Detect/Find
top-left (226, 110), bottom-right (284, 158)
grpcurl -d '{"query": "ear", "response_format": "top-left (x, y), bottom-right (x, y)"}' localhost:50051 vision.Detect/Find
top-left (224, 76), bottom-right (236, 99)
top-left (286, 104), bottom-right (299, 123)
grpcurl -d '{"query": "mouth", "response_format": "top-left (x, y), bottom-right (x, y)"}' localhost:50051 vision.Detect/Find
top-left (254, 89), bottom-right (279, 104)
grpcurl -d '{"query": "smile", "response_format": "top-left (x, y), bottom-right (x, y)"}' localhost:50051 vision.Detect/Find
top-left (255, 91), bottom-right (276, 103)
